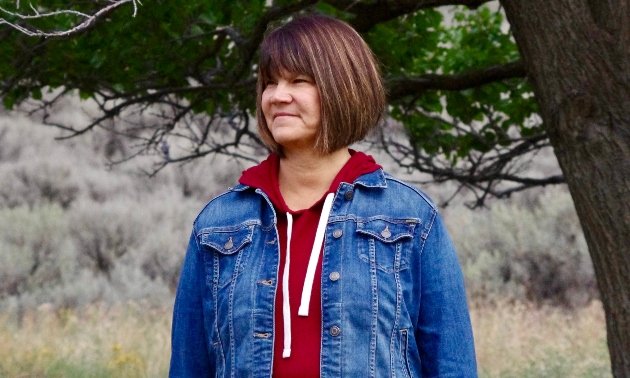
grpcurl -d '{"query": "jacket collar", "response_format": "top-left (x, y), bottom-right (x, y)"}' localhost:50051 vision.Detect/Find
top-left (352, 168), bottom-right (387, 189)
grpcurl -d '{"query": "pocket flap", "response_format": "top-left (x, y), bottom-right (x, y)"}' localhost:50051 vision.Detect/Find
top-left (199, 225), bottom-right (254, 255)
top-left (356, 218), bottom-right (417, 243)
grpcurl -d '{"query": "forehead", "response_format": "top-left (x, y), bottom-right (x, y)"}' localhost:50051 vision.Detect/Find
top-left (267, 68), bottom-right (312, 80)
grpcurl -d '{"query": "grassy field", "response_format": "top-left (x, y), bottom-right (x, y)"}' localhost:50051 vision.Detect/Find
top-left (0, 302), bottom-right (171, 378)
top-left (473, 301), bottom-right (611, 378)
top-left (0, 300), bottom-right (610, 378)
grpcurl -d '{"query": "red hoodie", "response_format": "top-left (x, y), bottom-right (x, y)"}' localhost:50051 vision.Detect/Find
top-left (239, 150), bottom-right (381, 377)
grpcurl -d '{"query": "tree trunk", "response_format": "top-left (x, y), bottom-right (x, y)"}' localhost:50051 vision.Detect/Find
top-left (500, 0), bottom-right (630, 376)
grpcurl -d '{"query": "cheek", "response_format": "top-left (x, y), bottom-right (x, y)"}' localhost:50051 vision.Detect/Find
top-left (261, 94), bottom-right (272, 118)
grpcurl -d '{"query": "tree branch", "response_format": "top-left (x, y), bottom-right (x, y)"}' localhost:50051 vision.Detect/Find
top-left (0, 0), bottom-right (141, 37)
top-left (229, 0), bottom-right (319, 80)
top-left (386, 60), bottom-right (526, 101)
top-left (324, 0), bottom-right (493, 32)
top-left (379, 121), bottom-right (564, 208)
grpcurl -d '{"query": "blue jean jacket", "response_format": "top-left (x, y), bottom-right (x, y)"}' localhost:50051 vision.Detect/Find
top-left (170, 170), bottom-right (477, 377)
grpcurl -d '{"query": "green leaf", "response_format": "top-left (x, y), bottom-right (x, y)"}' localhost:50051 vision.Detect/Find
top-left (3, 95), bottom-right (15, 110)
top-left (32, 88), bottom-right (43, 100)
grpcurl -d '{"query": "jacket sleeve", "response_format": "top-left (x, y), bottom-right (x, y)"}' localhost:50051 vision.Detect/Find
top-left (169, 229), bottom-right (214, 377)
top-left (415, 211), bottom-right (477, 377)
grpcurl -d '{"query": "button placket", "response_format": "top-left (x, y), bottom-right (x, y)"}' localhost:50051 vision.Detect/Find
top-left (329, 326), bottom-right (341, 336)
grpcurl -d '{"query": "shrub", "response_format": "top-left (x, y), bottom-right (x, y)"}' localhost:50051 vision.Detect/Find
top-left (0, 159), bottom-right (81, 209)
top-left (447, 188), bottom-right (598, 307)
top-left (0, 204), bottom-right (73, 300)
top-left (69, 198), bottom-right (146, 279)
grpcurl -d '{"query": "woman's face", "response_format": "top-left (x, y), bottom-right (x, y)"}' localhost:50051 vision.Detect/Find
top-left (261, 71), bottom-right (321, 153)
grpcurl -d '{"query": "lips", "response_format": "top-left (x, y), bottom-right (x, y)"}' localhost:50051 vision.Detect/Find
top-left (273, 112), bottom-right (296, 119)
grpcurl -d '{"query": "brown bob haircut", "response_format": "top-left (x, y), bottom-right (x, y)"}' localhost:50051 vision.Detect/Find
top-left (256, 14), bottom-right (386, 155)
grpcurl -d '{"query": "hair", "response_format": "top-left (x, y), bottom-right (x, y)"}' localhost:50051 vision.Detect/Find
top-left (256, 14), bottom-right (386, 156)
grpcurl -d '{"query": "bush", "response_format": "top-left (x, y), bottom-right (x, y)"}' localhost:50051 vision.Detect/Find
top-left (0, 159), bottom-right (81, 209)
top-left (447, 188), bottom-right (598, 307)
top-left (1, 105), bottom-right (599, 311)
top-left (0, 204), bottom-right (73, 300)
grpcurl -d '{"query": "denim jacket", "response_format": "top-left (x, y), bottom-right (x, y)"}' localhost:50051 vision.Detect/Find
top-left (170, 169), bottom-right (477, 377)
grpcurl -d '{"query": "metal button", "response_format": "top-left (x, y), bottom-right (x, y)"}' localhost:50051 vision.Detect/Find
top-left (329, 272), bottom-right (340, 281)
top-left (344, 190), bottom-right (354, 201)
top-left (224, 237), bottom-right (234, 250)
top-left (329, 326), bottom-right (341, 336)
top-left (333, 229), bottom-right (343, 238)
top-left (381, 226), bottom-right (391, 239)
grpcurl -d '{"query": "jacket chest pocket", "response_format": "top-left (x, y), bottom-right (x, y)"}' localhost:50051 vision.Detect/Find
top-left (356, 217), bottom-right (418, 273)
top-left (199, 223), bottom-right (256, 289)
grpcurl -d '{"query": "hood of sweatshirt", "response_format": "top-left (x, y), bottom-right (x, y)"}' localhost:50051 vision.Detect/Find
top-left (239, 149), bottom-right (381, 211)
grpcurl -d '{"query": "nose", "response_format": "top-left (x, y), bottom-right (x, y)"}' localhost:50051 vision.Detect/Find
top-left (269, 82), bottom-right (292, 103)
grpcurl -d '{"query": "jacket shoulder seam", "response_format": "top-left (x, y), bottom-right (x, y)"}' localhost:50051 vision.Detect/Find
top-left (192, 188), bottom-right (241, 232)
top-left (382, 174), bottom-right (438, 211)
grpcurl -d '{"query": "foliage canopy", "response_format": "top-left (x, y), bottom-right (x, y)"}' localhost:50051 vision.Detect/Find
top-left (0, 0), bottom-right (556, 205)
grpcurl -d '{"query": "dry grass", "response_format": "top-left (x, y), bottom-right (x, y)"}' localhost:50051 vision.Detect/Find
top-left (0, 300), bottom-right (611, 377)
top-left (0, 301), bottom-right (171, 378)
top-left (472, 300), bottom-right (611, 377)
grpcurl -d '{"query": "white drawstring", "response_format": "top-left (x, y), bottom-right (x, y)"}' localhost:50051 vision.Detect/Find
top-left (281, 192), bottom-right (335, 358)
top-left (282, 213), bottom-right (293, 358)
top-left (298, 193), bottom-right (334, 316)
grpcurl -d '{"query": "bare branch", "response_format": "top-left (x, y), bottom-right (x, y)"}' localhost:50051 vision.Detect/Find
top-left (0, 0), bottom-right (141, 37)
top-left (230, 0), bottom-right (319, 79)
top-left (379, 117), bottom-right (564, 208)
top-left (324, 0), bottom-right (493, 31)
top-left (386, 60), bottom-right (526, 101)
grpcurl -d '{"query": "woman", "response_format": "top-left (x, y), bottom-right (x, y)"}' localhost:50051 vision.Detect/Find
top-left (170, 14), bottom-right (477, 378)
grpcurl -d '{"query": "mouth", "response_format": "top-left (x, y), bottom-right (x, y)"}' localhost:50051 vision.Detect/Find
top-left (273, 112), bottom-right (296, 119)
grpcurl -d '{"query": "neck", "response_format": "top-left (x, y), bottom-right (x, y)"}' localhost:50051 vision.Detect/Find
top-left (278, 148), bottom-right (351, 211)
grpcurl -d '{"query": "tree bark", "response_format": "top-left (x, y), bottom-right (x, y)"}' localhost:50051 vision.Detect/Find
top-left (500, 0), bottom-right (630, 376)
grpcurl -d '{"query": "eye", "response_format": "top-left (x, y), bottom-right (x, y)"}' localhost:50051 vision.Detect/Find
top-left (264, 79), bottom-right (277, 87)
top-left (293, 76), bottom-right (313, 84)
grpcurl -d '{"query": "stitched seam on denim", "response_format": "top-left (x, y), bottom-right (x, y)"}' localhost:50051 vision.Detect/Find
top-left (358, 238), bottom-right (410, 274)
top-left (353, 169), bottom-right (387, 188)
top-left (227, 250), bottom-right (243, 378)
top-left (390, 243), bottom-right (403, 378)
top-left (211, 251), bottom-right (225, 375)
top-left (254, 188), bottom-right (280, 234)
top-left (368, 237), bottom-right (378, 378)
top-left (399, 329), bottom-right (413, 378)
top-left (382, 175), bottom-right (437, 211)
top-left (417, 209), bottom-right (437, 258)
top-left (356, 231), bottom-right (414, 244)
top-left (269, 220), bottom-right (281, 373)
top-left (201, 236), bottom-right (254, 261)
top-left (192, 188), bottom-right (247, 226)
top-left (421, 209), bottom-right (437, 241)
top-left (197, 220), bottom-right (261, 236)
top-left (330, 214), bottom-right (422, 225)
top-left (249, 232), bottom-right (271, 378)
top-left (340, 302), bottom-right (345, 378)
top-left (339, 235), bottom-right (345, 378)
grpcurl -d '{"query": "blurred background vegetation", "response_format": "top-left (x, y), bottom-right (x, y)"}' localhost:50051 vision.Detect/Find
top-left (0, 98), bottom-right (609, 377)
top-left (1, 0), bottom-right (621, 376)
